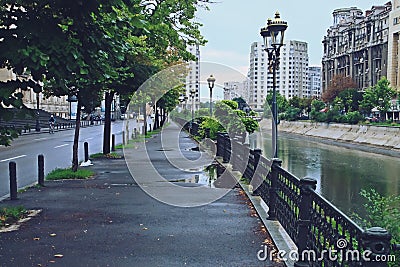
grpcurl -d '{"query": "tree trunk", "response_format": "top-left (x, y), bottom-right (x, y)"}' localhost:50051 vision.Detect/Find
top-left (159, 108), bottom-right (164, 127)
top-left (143, 102), bottom-right (147, 136)
top-left (103, 91), bottom-right (114, 154)
top-left (72, 98), bottom-right (82, 172)
top-left (154, 101), bottom-right (159, 130)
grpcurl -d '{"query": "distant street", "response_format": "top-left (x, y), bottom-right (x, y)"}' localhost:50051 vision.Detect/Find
top-left (0, 121), bottom-right (125, 198)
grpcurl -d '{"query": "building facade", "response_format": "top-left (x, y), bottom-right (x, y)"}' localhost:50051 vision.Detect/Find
top-left (248, 42), bottom-right (268, 111)
top-left (185, 44), bottom-right (200, 110)
top-left (0, 68), bottom-right (70, 118)
top-left (223, 81), bottom-right (250, 102)
top-left (278, 40), bottom-right (310, 99)
top-left (322, 3), bottom-right (391, 93)
top-left (309, 66), bottom-right (322, 98)
top-left (388, 0), bottom-right (400, 90)
top-left (247, 40), bottom-right (310, 111)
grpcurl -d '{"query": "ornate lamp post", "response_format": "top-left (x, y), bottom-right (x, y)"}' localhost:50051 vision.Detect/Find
top-left (190, 88), bottom-right (196, 133)
top-left (207, 74), bottom-right (216, 117)
top-left (260, 11), bottom-right (288, 158)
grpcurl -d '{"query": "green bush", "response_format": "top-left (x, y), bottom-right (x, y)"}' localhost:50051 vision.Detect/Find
top-left (199, 117), bottom-right (225, 140)
top-left (358, 189), bottom-right (400, 266)
top-left (282, 107), bottom-right (301, 121)
top-left (345, 111), bottom-right (364, 124)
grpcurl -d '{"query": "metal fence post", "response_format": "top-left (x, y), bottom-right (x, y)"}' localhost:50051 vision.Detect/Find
top-left (267, 158), bottom-right (282, 220)
top-left (361, 227), bottom-right (392, 267)
top-left (134, 128), bottom-right (137, 139)
top-left (38, 154), bottom-right (44, 186)
top-left (222, 134), bottom-right (230, 163)
top-left (216, 132), bottom-right (223, 157)
top-left (122, 130), bottom-right (125, 145)
top-left (294, 177), bottom-right (317, 267)
top-left (251, 149), bottom-right (262, 195)
top-left (9, 161), bottom-right (17, 200)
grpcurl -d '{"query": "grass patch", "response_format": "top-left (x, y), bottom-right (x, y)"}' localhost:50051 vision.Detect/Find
top-left (90, 152), bottom-right (122, 159)
top-left (0, 206), bottom-right (27, 227)
top-left (46, 168), bottom-right (94, 181)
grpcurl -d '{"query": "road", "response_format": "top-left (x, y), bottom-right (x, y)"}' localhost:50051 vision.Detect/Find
top-left (0, 120), bottom-right (129, 198)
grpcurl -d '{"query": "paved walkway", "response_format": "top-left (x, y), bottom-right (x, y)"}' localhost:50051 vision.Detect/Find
top-left (0, 122), bottom-right (283, 266)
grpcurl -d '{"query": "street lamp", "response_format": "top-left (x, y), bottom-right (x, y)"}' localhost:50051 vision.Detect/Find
top-left (207, 74), bottom-right (216, 116)
top-left (67, 95), bottom-right (78, 120)
top-left (190, 88), bottom-right (196, 134)
top-left (33, 87), bottom-right (42, 131)
top-left (260, 11), bottom-right (288, 158)
top-left (178, 94), bottom-right (185, 111)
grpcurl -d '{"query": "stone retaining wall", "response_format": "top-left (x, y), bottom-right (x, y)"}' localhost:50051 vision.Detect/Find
top-left (260, 119), bottom-right (400, 150)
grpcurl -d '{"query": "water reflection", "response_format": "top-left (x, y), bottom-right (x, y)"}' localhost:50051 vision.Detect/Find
top-left (254, 131), bottom-right (400, 217)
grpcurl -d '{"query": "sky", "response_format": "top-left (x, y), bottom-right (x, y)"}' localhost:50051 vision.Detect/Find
top-left (195, 0), bottom-right (390, 76)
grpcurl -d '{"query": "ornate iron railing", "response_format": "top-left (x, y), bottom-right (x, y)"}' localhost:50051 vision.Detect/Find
top-left (213, 132), bottom-right (396, 267)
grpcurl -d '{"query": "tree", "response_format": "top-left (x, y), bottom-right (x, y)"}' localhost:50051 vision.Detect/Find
top-left (322, 74), bottom-right (357, 103)
top-left (232, 97), bottom-right (247, 110)
top-left (337, 88), bottom-right (363, 113)
top-left (360, 77), bottom-right (397, 119)
top-left (264, 91), bottom-right (289, 117)
top-left (309, 99), bottom-right (326, 122)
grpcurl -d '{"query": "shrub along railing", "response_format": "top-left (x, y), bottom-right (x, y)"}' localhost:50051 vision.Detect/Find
top-left (215, 132), bottom-right (397, 267)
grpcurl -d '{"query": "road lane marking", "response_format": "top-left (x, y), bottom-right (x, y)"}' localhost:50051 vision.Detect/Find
top-left (85, 137), bottom-right (93, 141)
top-left (54, 144), bottom-right (69, 149)
top-left (0, 155), bottom-right (27, 162)
top-left (34, 137), bottom-right (47, 141)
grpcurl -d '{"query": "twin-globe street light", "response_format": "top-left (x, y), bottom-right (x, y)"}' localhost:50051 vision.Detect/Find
top-left (260, 11), bottom-right (288, 158)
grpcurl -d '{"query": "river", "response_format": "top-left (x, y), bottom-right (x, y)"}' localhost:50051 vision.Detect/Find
top-left (251, 130), bottom-right (400, 218)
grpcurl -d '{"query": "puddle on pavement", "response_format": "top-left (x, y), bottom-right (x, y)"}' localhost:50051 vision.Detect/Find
top-left (171, 163), bottom-right (237, 189)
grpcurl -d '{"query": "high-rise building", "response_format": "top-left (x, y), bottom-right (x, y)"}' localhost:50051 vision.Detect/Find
top-left (321, 3), bottom-right (391, 93)
top-left (309, 66), bottom-right (322, 98)
top-left (248, 42), bottom-right (268, 111)
top-left (278, 40), bottom-right (310, 99)
top-left (247, 40), bottom-right (310, 111)
top-left (185, 44), bottom-right (200, 110)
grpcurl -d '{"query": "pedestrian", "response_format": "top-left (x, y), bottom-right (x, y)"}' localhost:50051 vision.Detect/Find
top-left (49, 115), bottom-right (56, 134)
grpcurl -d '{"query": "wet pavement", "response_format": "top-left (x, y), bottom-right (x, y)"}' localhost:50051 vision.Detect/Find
top-left (0, 122), bottom-right (283, 267)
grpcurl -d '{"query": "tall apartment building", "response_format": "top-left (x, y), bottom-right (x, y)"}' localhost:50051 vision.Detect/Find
top-left (309, 66), bottom-right (322, 98)
top-left (247, 40), bottom-right (310, 111)
top-left (248, 42), bottom-right (268, 111)
top-left (278, 40), bottom-right (310, 99)
top-left (321, 3), bottom-right (391, 93)
top-left (185, 44), bottom-right (200, 110)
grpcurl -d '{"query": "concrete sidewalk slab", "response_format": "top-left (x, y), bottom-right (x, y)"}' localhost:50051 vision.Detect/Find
top-left (0, 122), bottom-right (284, 267)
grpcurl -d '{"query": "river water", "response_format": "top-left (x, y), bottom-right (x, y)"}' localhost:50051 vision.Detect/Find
top-left (251, 130), bottom-right (400, 218)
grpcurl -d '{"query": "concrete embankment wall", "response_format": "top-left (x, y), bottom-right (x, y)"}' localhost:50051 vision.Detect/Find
top-left (259, 119), bottom-right (400, 150)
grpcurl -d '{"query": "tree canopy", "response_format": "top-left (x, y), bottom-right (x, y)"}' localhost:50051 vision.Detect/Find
top-left (0, 0), bottom-right (211, 148)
